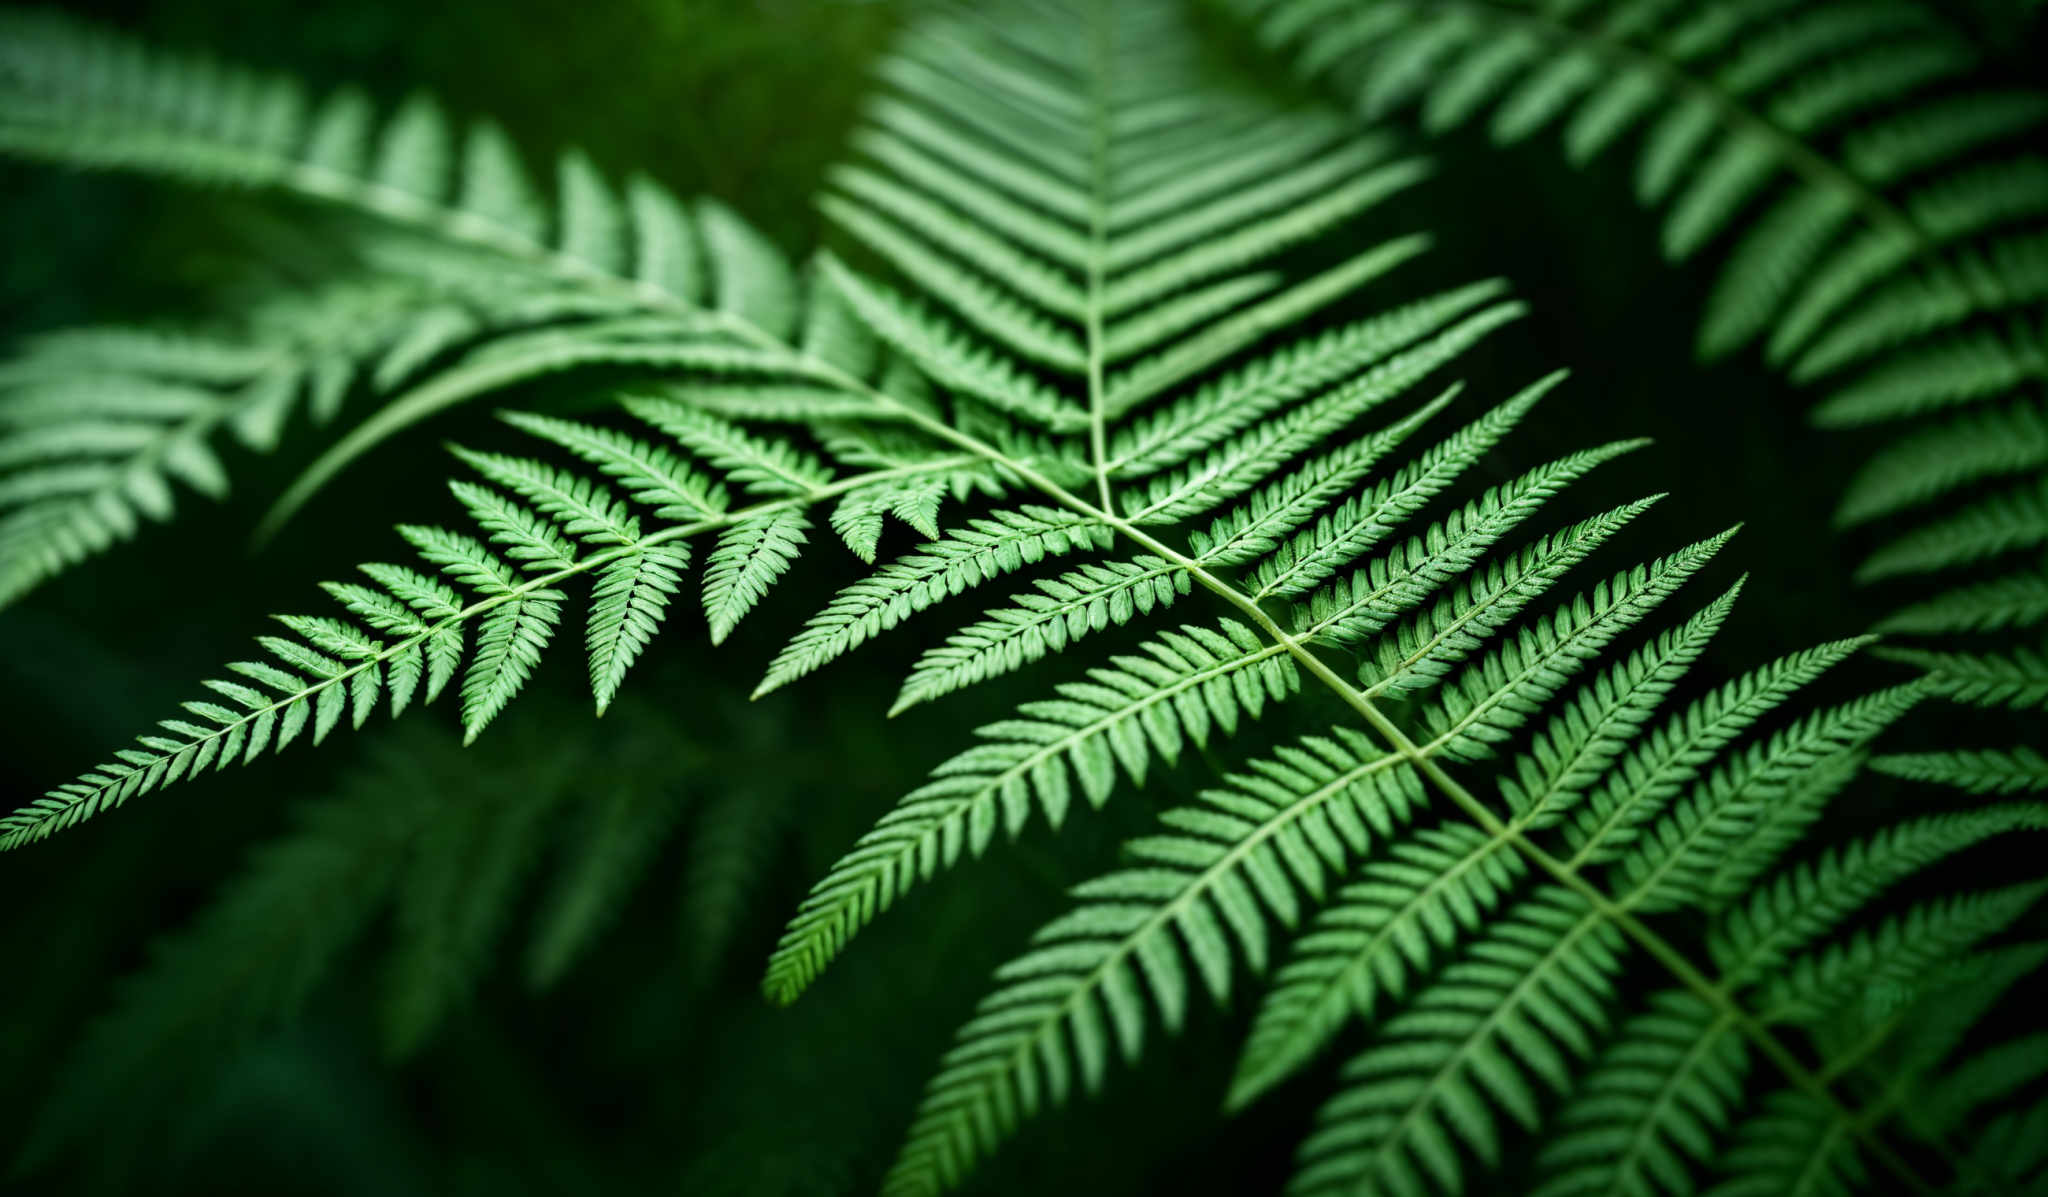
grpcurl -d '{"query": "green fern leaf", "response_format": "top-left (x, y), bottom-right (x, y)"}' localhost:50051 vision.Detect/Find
top-left (883, 729), bottom-right (1426, 1197)
top-left (1702, 1090), bottom-right (1867, 1197)
top-left (10, 8), bottom-right (2038, 1197)
top-left (764, 619), bottom-right (1299, 1004)
top-left (1871, 747), bottom-right (2048, 794)
top-left (701, 511), bottom-right (808, 647)
top-left (756, 506), bottom-right (1112, 697)
top-left (1712, 803), bottom-right (2048, 987)
top-left (1880, 641), bottom-right (2048, 709)
top-left (1105, 279), bottom-right (1516, 477)
top-left (1528, 990), bottom-right (1749, 1197)
top-left (1755, 881), bottom-right (2048, 1025)
top-left (1229, 822), bottom-right (1527, 1109)
top-left (588, 545), bottom-right (690, 711)
top-left (1557, 637), bottom-right (1876, 866)
top-left (891, 556), bottom-right (1192, 714)
top-left (1612, 684), bottom-right (1930, 914)
top-left (1502, 583), bottom-right (1743, 826)
top-left (1388, 525), bottom-right (1729, 731)
top-left (1288, 887), bottom-right (1628, 1197)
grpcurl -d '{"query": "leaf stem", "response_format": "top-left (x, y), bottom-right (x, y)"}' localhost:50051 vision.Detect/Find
top-left (1082, 0), bottom-right (1115, 513)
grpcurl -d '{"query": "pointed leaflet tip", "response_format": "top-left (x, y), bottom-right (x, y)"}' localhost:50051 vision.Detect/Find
top-left (1382, 381), bottom-right (1463, 436)
top-left (1494, 368), bottom-right (1571, 422)
top-left (1684, 523), bottom-right (1744, 563)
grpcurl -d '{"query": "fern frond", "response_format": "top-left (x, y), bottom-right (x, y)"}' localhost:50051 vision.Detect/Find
top-left (1910, 991), bottom-right (2048, 1138)
top-left (1835, 399), bottom-right (2048, 526)
top-left (0, 10), bottom-right (801, 330)
top-left (1876, 559), bottom-right (2048, 635)
top-left (1229, 822), bottom-right (1527, 1108)
top-left (1501, 583), bottom-right (1743, 826)
top-left (0, 405), bottom-right (942, 849)
top-left (701, 511), bottom-right (809, 647)
top-left (1104, 279), bottom-right (1517, 477)
top-left (1288, 887), bottom-right (1628, 1197)
top-left (1710, 803), bottom-right (2048, 985)
top-left (1702, 1090), bottom-right (1867, 1197)
top-left (496, 411), bottom-right (728, 521)
top-left (1235, 0), bottom-right (2048, 821)
top-left (756, 507), bottom-right (1112, 697)
top-left (1700, 747), bottom-right (1867, 909)
top-left (1877, 939), bottom-right (2048, 1095)
top-left (1611, 684), bottom-right (1930, 915)
top-left (1880, 641), bottom-right (2048, 709)
top-left (1753, 881), bottom-right (2048, 1025)
top-left (883, 729), bottom-right (1426, 1197)
top-left (13, 5), bottom-right (2039, 1196)
top-left (1557, 636), bottom-right (1876, 866)
top-left (1960, 1095), bottom-right (2048, 1194)
top-left (0, 281), bottom-right (493, 603)
top-left (818, 256), bottom-right (1091, 433)
top-left (1120, 314), bottom-right (1507, 525)
top-left (763, 619), bottom-right (1299, 1004)
top-left (1246, 380), bottom-right (1550, 600)
top-left (1871, 748), bottom-right (2048, 794)
top-left (1855, 476), bottom-right (2048, 582)
top-left (891, 556), bottom-right (1191, 714)
top-left (0, 9), bottom-right (970, 580)
top-left (1400, 527), bottom-right (1733, 750)
top-left (1528, 990), bottom-right (1748, 1197)
top-left (1292, 481), bottom-right (1653, 653)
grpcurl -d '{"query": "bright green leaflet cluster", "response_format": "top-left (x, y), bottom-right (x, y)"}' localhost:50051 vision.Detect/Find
top-left (1, 2), bottom-right (2045, 1196)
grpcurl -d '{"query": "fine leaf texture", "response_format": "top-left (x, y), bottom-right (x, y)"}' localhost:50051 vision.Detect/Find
top-left (2, 5), bottom-right (2043, 1197)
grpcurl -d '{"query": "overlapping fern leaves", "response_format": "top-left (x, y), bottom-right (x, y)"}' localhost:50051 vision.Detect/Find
top-left (2, 2), bottom-right (2045, 1197)
top-left (1230, 0), bottom-right (2048, 803)
top-left (0, 6), bottom-right (933, 603)
top-left (0, 279), bottom-right (438, 603)
top-left (736, 5), bottom-right (2038, 1195)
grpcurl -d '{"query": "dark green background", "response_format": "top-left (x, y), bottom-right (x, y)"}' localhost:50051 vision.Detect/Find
top-left (2, 1), bottom-right (2043, 1193)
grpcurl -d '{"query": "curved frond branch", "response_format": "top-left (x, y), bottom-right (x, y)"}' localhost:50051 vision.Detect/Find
top-left (0, 453), bottom-right (937, 851)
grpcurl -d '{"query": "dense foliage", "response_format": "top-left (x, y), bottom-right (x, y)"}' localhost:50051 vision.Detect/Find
top-left (0, 1), bottom-right (2042, 1194)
